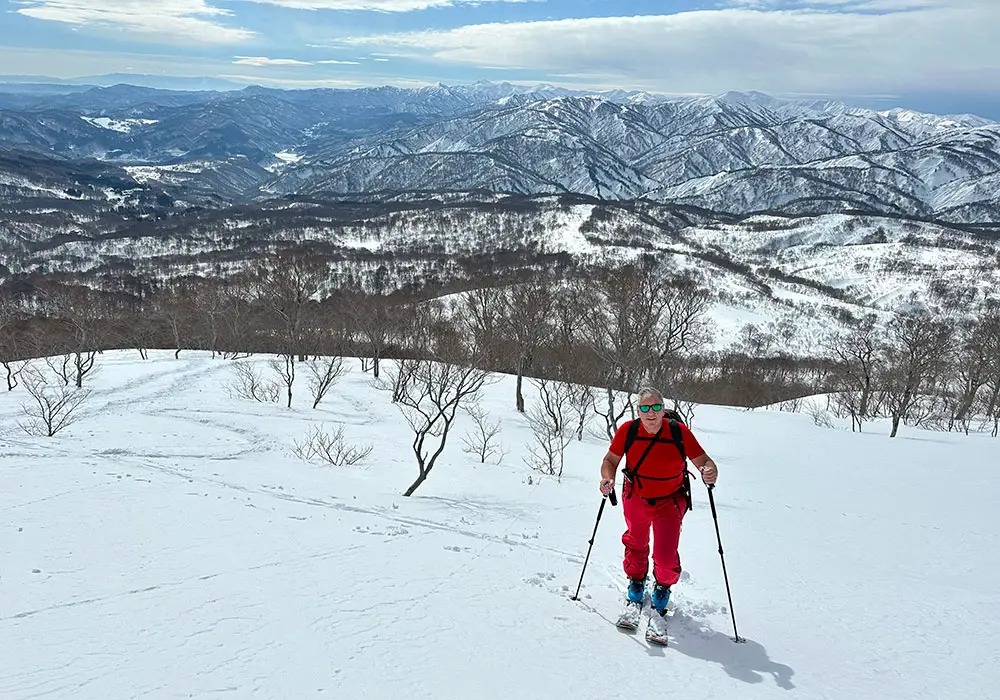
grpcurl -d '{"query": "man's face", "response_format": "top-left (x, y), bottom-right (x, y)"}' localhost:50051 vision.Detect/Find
top-left (638, 399), bottom-right (664, 427)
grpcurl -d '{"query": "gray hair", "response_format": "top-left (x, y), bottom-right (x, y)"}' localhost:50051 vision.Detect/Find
top-left (636, 386), bottom-right (664, 403)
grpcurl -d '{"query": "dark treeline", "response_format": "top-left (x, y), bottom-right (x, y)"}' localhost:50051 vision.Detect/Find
top-left (1, 247), bottom-right (998, 437)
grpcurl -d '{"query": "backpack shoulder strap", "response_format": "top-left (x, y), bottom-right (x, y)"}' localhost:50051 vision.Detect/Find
top-left (668, 419), bottom-right (686, 462)
top-left (623, 419), bottom-right (640, 454)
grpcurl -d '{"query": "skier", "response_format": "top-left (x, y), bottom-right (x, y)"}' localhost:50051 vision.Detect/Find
top-left (599, 387), bottom-right (718, 642)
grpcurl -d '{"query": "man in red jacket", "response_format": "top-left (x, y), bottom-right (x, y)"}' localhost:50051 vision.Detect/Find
top-left (599, 387), bottom-right (718, 630)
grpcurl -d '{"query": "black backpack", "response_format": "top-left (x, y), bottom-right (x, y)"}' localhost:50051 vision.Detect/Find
top-left (620, 409), bottom-right (693, 511)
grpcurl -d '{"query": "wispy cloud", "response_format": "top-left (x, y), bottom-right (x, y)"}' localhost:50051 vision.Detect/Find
top-left (233, 56), bottom-right (313, 66)
top-left (340, 1), bottom-right (1000, 94)
top-left (238, 0), bottom-right (534, 11)
top-left (219, 72), bottom-right (436, 88)
top-left (317, 59), bottom-right (362, 64)
top-left (724, 0), bottom-right (939, 8)
top-left (15, 0), bottom-right (254, 43)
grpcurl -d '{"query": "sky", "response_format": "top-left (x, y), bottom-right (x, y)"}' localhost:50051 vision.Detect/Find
top-left (0, 0), bottom-right (999, 117)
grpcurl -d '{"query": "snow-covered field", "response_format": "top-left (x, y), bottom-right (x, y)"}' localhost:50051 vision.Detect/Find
top-left (1, 351), bottom-right (997, 700)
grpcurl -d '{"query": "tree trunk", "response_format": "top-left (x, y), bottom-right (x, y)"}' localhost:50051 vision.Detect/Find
top-left (516, 362), bottom-right (525, 413)
top-left (889, 413), bottom-right (901, 438)
top-left (402, 469), bottom-right (428, 497)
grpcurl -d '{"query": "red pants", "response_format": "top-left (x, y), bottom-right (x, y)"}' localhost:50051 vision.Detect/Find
top-left (621, 481), bottom-right (686, 585)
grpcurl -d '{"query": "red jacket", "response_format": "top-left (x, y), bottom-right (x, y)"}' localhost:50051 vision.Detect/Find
top-left (610, 420), bottom-right (705, 500)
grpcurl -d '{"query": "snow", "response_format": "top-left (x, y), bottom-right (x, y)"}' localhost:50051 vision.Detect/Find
top-left (1, 350), bottom-right (997, 699)
top-left (263, 151), bottom-right (308, 173)
top-left (80, 116), bottom-right (158, 133)
top-left (123, 162), bottom-right (209, 184)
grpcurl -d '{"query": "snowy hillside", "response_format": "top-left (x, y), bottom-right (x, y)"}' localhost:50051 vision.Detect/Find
top-left (2, 351), bottom-right (997, 699)
top-left (3, 192), bottom-right (998, 355)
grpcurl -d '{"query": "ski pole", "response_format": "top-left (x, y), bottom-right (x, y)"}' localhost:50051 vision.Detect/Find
top-left (570, 488), bottom-right (616, 601)
top-left (707, 484), bottom-right (745, 643)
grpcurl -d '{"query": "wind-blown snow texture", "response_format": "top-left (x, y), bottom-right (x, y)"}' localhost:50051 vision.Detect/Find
top-left (1, 352), bottom-right (997, 699)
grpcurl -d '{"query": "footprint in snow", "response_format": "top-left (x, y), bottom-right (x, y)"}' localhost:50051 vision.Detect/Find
top-left (523, 572), bottom-right (558, 587)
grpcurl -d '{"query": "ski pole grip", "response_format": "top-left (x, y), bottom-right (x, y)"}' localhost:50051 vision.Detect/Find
top-left (609, 489), bottom-right (618, 507)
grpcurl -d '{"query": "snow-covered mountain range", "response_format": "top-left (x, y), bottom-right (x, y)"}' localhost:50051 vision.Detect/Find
top-left (1, 81), bottom-right (998, 351)
top-left (1, 82), bottom-right (999, 222)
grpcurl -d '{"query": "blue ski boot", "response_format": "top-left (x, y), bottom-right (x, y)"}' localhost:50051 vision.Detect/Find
top-left (651, 582), bottom-right (671, 613)
top-left (627, 577), bottom-right (645, 604)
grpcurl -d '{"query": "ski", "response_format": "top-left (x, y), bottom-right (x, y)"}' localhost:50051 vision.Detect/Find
top-left (645, 609), bottom-right (669, 645)
top-left (615, 601), bottom-right (642, 631)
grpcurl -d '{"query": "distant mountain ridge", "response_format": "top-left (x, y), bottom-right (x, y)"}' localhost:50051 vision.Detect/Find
top-left (0, 81), bottom-right (997, 224)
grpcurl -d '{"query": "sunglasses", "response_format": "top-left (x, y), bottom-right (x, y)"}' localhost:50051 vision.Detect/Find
top-left (638, 403), bottom-right (663, 413)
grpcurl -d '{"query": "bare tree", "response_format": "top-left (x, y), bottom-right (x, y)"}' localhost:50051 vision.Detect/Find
top-left (946, 319), bottom-right (994, 433)
top-left (342, 291), bottom-right (401, 380)
top-left (383, 357), bottom-right (491, 497)
top-left (36, 285), bottom-right (104, 388)
top-left (584, 264), bottom-right (667, 435)
top-left (4, 359), bottom-right (26, 391)
top-left (44, 354), bottom-right (73, 386)
top-left (153, 284), bottom-right (199, 359)
top-left (548, 279), bottom-right (597, 380)
top-left (74, 351), bottom-right (98, 388)
top-left (523, 378), bottom-right (576, 480)
top-left (461, 403), bottom-right (506, 464)
top-left (0, 293), bottom-right (22, 389)
top-left (228, 362), bottom-right (280, 403)
top-left (254, 250), bottom-right (328, 407)
top-left (591, 386), bottom-right (634, 441)
top-left (502, 282), bottom-right (554, 412)
top-left (459, 286), bottom-right (509, 367)
top-left (975, 313), bottom-right (1000, 436)
top-left (193, 283), bottom-right (225, 358)
top-left (19, 363), bottom-right (91, 437)
top-left (568, 382), bottom-right (595, 441)
top-left (219, 276), bottom-right (260, 357)
top-left (824, 314), bottom-right (881, 432)
top-left (306, 356), bottom-right (347, 409)
top-left (293, 423), bottom-right (372, 466)
top-left (656, 277), bottom-right (713, 363)
top-left (878, 314), bottom-right (954, 438)
top-left (671, 399), bottom-right (697, 426)
top-left (269, 355), bottom-right (296, 408)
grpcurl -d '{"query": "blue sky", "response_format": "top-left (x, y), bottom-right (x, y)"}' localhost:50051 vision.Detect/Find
top-left (1, 0), bottom-right (999, 117)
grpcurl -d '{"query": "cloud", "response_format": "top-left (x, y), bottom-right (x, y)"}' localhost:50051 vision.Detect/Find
top-left (317, 59), bottom-right (362, 64)
top-left (237, 0), bottom-right (533, 12)
top-left (724, 0), bottom-right (939, 8)
top-left (233, 56), bottom-right (313, 66)
top-left (219, 73), bottom-right (436, 88)
top-left (15, 0), bottom-right (254, 43)
top-left (338, 1), bottom-right (1000, 95)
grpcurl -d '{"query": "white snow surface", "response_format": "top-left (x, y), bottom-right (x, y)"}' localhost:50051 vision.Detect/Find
top-left (81, 117), bottom-right (158, 133)
top-left (1, 351), bottom-right (997, 700)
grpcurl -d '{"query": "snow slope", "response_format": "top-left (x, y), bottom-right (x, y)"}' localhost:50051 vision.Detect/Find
top-left (1, 352), bottom-right (997, 699)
